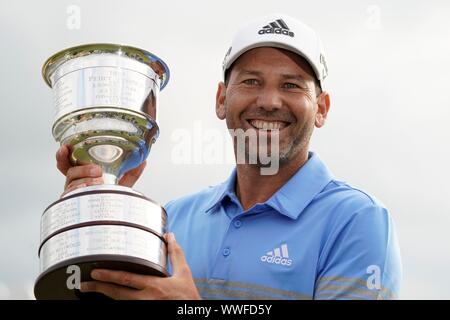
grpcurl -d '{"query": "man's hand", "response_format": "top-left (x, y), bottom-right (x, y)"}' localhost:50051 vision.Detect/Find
top-left (79, 233), bottom-right (201, 300)
top-left (56, 145), bottom-right (147, 196)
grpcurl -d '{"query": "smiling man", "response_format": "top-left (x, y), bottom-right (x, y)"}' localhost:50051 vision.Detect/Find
top-left (57, 14), bottom-right (402, 299)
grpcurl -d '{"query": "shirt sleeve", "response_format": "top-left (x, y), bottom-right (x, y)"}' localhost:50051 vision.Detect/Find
top-left (314, 204), bottom-right (402, 300)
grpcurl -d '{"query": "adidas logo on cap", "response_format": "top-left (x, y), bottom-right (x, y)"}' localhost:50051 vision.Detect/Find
top-left (258, 19), bottom-right (294, 37)
top-left (260, 243), bottom-right (293, 266)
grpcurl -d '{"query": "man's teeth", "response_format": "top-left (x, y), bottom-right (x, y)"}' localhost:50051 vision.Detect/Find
top-left (249, 120), bottom-right (287, 130)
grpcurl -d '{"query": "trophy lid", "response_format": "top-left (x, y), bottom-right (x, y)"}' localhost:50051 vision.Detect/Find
top-left (42, 43), bottom-right (170, 90)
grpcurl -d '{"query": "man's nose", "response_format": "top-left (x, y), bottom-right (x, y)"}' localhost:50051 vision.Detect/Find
top-left (256, 86), bottom-right (283, 111)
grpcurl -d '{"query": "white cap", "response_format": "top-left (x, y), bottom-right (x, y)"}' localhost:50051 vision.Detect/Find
top-left (222, 13), bottom-right (328, 89)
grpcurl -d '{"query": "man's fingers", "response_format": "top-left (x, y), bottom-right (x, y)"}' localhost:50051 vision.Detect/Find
top-left (65, 164), bottom-right (102, 189)
top-left (57, 145), bottom-right (145, 188)
top-left (67, 177), bottom-right (103, 189)
top-left (62, 177), bottom-right (103, 197)
top-left (165, 233), bottom-right (190, 276)
top-left (62, 183), bottom-right (87, 198)
top-left (90, 269), bottom-right (151, 290)
top-left (119, 161), bottom-right (147, 187)
top-left (80, 281), bottom-right (140, 300)
top-left (56, 145), bottom-right (72, 175)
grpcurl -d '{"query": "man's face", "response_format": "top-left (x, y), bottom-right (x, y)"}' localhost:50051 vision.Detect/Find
top-left (216, 47), bottom-right (326, 166)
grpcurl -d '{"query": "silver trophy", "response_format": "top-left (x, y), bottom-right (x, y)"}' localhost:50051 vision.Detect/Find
top-left (34, 43), bottom-right (170, 299)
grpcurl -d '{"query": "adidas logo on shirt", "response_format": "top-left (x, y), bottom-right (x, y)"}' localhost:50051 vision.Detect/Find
top-left (258, 19), bottom-right (294, 37)
top-left (260, 243), bottom-right (293, 266)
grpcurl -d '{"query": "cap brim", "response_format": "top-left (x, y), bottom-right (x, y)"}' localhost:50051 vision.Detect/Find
top-left (224, 41), bottom-right (321, 84)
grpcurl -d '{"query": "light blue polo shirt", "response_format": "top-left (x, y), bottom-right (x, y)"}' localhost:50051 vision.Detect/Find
top-left (165, 152), bottom-right (402, 300)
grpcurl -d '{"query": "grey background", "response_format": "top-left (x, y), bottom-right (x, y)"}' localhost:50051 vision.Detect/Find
top-left (0, 0), bottom-right (449, 299)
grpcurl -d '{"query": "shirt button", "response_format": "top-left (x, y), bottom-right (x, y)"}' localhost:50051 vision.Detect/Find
top-left (222, 247), bottom-right (231, 256)
top-left (233, 220), bottom-right (242, 228)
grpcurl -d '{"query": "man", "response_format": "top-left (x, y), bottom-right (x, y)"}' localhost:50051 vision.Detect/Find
top-left (56, 14), bottom-right (402, 299)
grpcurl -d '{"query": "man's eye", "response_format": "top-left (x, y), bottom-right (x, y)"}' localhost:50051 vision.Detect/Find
top-left (243, 79), bottom-right (259, 85)
top-left (283, 83), bottom-right (300, 89)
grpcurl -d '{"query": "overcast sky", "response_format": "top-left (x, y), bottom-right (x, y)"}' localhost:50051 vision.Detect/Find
top-left (1, 0), bottom-right (449, 299)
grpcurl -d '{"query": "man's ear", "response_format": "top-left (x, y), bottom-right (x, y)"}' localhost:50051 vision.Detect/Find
top-left (315, 91), bottom-right (331, 128)
top-left (216, 82), bottom-right (227, 120)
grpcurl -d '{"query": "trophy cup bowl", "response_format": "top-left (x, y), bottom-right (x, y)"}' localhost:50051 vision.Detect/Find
top-left (34, 43), bottom-right (170, 299)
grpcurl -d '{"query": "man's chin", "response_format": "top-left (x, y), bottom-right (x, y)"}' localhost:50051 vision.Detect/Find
top-left (244, 149), bottom-right (289, 166)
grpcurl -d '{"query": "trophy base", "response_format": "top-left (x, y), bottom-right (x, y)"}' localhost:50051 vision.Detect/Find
top-left (35, 185), bottom-right (168, 300)
top-left (34, 254), bottom-right (168, 300)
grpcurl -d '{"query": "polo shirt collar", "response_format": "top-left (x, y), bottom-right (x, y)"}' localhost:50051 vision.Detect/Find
top-left (265, 152), bottom-right (334, 219)
top-left (204, 168), bottom-right (237, 213)
top-left (204, 152), bottom-right (334, 219)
